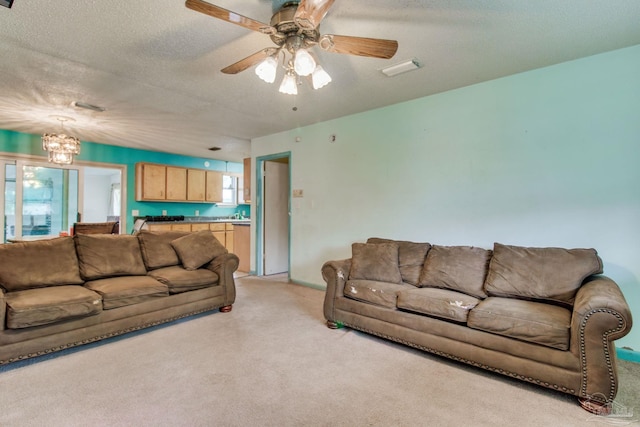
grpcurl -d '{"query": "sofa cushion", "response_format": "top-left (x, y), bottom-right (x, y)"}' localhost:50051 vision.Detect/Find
top-left (0, 237), bottom-right (83, 292)
top-left (397, 288), bottom-right (480, 323)
top-left (137, 230), bottom-right (190, 270)
top-left (367, 238), bottom-right (431, 285)
top-left (171, 230), bottom-right (228, 271)
top-left (84, 276), bottom-right (168, 309)
top-left (484, 243), bottom-right (603, 305)
top-left (418, 245), bottom-right (491, 299)
top-left (75, 234), bottom-right (147, 280)
top-left (344, 279), bottom-right (408, 309)
top-left (5, 285), bottom-right (102, 329)
top-left (349, 242), bottom-right (402, 284)
top-left (148, 265), bottom-right (219, 293)
top-left (467, 297), bottom-right (572, 350)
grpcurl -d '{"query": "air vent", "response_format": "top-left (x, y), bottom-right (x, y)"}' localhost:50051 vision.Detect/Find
top-left (208, 146), bottom-right (222, 151)
top-left (74, 101), bottom-right (106, 112)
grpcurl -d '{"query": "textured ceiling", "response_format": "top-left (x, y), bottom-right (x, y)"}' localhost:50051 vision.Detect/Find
top-left (0, 0), bottom-right (639, 162)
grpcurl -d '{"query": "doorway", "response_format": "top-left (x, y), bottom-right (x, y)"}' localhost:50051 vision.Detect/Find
top-left (255, 152), bottom-right (291, 277)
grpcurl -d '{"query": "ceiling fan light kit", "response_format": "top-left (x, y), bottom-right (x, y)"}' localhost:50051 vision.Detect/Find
top-left (255, 55), bottom-right (278, 83)
top-left (186, 0), bottom-right (398, 95)
top-left (312, 65), bottom-right (332, 90)
top-left (279, 70), bottom-right (299, 95)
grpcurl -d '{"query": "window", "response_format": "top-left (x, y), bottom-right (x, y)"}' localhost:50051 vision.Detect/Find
top-left (222, 175), bottom-right (238, 205)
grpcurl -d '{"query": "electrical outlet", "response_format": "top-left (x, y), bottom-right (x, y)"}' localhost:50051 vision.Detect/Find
top-left (162, 210), bottom-right (167, 216)
top-left (132, 209), bottom-right (139, 216)
top-left (195, 210), bottom-right (199, 216)
top-left (292, 189), bottom-right (304, 198)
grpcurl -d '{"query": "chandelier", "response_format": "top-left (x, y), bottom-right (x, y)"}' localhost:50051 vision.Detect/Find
top-left (42, 117), bottom-right (81, 165)
top-left (254, 34), bottom-right (332, 95)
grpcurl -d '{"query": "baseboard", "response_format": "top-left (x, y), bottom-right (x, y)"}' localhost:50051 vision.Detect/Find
top-left (617, 348), bottom-right (640, 363)
top-left (291, 279), bottom-right (326, 291)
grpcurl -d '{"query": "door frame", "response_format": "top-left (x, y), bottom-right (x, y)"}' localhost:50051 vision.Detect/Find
top-left (1, 153), bottom-right (127, 241)
top-left (14, 159), bottom-right (84, 240)
top-left (255, 151), bottom-right (291, 277)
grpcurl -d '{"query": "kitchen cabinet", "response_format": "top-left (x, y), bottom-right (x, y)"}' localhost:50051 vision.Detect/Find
top-left (137, 163), bottom-right (166, 200)
top-left (135, 162), bottom-right (226, 203)
top-left (243, 157), bottom-right (251, 203)
top-left (170, 223), bottom-right (192, 232)
top-left (142, 221), bottom-right (237, 252)
top-left (209, 223), bottom-right (226, 247)
top-left (234, 224), bottom-right (250, 272)
top-left (225, 223), bottom-right (234, 253)
top-left (187, 169), bottom-right (206, 201)
top-left (166, 167), bottom-right (187, 200)
top-left (205, 170), bottom-right (223, 203)
top-left (190, 223), bottom-right (211, 232)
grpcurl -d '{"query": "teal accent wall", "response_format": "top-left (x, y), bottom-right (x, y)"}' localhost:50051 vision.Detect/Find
top-left (252, 44), bottom-right (640, 352)
top-left (0, 130), bottom-right (247, 233)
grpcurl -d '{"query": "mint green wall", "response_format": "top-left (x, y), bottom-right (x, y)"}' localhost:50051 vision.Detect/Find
top-left (252, 44), bottom-right (640, 351)
top-left (0, 130), bottom-right (246, 233)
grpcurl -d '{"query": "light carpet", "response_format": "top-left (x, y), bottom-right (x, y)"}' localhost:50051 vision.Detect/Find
top-left (0, 274), bottom-right (638, 426)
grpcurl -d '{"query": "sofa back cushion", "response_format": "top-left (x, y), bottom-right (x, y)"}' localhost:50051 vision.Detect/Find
top-left (137, 230), bottom-right (190, 270)
top-left (418, 245), bottom-right (491, 299)
top-left (367, 238), bottom-right (431, 285)
top-left (483, 243), bottom-right (603, 305)
top-left (75, 234), bottom-right (147, 280)
top-left (0, 237), bottom-right (83, 292)
top-left (349, 242), bottom-right (402, 284)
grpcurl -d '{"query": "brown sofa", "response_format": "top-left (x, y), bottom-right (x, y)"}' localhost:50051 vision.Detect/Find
top-left (322, 238), bottom-right (632, 413)
top-left (0, 230), bottom-right (238, 365)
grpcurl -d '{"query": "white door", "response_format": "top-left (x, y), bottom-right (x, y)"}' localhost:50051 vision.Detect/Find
top-left (263, 160), bottom-right (289, 275)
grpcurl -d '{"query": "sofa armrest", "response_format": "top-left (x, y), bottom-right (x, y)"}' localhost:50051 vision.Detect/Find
top-left (571, 275), bottom-right (633, 402)
top-left (321, 259), bottom-right (352, 323)
top-left (0, 287), bottom-right (5, 331)
top-left (207, 253), bottom-right (239, 307)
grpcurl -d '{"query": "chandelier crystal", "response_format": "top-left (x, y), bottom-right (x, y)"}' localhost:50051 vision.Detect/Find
top-left (42, 117), bottom-right (81, 165)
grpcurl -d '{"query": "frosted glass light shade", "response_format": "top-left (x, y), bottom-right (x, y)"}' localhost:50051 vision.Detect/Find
top-left (293, 49), bottom-right (316, 76)
top-left (312, 65), bottom-right (332, 90)
top-left (255, 56), bottom-right (278, 83)
top-left (279, 72), bottom-right (298, 95)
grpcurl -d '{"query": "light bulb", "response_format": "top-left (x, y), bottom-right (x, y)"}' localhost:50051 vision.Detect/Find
top-left (279, 72), bottom-right (298, 95)
top-left (255, 56), bottom-right (278, 83)
top-left (312, 65), bottom-right (332, 90)
top-left (294, 48), bottom-right (316, 76)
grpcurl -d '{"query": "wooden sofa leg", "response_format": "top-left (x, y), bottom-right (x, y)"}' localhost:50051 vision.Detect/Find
top-left (220, 305), bottom-right (233, 313)
top-left (327, 320), bottom-right (343, 329)
top-left (578, 397), bottom-right (611, 415)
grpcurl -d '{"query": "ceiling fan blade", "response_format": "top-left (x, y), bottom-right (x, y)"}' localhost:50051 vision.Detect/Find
top-left (185, 0), bottom-right (275, 35)
top-left (221, 48), bottom-right (279, 74)
top-left (319, 34), bottom-right (398, 59)
top-left (294, 0), bottom-right (336, 30)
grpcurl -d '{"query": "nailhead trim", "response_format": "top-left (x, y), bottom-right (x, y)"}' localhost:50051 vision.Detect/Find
top-left (341, 322), bottom-right (576, 394)
top-left (0, 305), bottom-right (222, 366)
top-left (578, 308), bottom-right (626, 403)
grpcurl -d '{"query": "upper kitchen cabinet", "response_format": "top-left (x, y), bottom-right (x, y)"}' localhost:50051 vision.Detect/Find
top-left (205, 170), bottom-right (223, 203)
top-left (187, 169), bottom-right (206, 201)
top-left (243, 157), bottom-right (251, 203)
top-left (136, 163), bottom-right (166, 200)
top-left (136, 162), bottom-right (224, 203)
top-left (166, 166), bottom-right (187, 201)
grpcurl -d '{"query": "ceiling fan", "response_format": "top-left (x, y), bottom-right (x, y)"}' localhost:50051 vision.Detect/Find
top-left (185, 0), bottom-right (399, 94)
